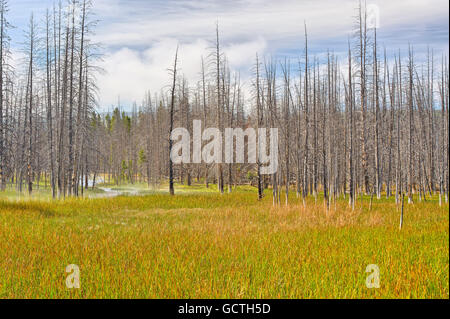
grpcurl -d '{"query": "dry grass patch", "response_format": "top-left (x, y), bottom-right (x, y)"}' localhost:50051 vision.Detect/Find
top-left (0, 190), bottom-right (448, 299)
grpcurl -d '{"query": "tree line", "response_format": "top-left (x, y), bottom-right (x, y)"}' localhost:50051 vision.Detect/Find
top-left (0, 0), bottom-right (99, 198)
top-left (0, 1), bottom-right (448, 208)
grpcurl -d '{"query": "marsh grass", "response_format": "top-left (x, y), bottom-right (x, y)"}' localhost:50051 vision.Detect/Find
top-left (0, 185), bottom-right (448, 299)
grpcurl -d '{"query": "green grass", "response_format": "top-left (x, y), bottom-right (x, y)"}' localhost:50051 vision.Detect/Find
top-left (0, 185), bottom-right (448, 299)
top-left (0, 184), bottom-right (107, 201)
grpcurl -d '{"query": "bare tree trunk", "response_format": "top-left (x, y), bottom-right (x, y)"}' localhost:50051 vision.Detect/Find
top-left (386, 54), bottom-right (396, 199)
top-left (303, 24), bottom-right (310, 206)
top-left (281, 59), bottom-right (290, 206)
top-left (374, 27), bottom-right (382, 199)
top-left (215, 23), bottom-right (224, 194)
top-left (58, 22), bottom-right (70, 198)
top-left (67, 2), bottom-right (76, 196)
top-left (396, 54), bottom-right (403, 206)
top-left (408, 46), bottom-right (415, 204)
top-left (348, 41), bottom-right (355, 210)
top-left (73, 0), bottom-right (87, 196)
top-left (312, 60), bottom-right (318, 201)
top-left (0, 1), bottom-right (5, 191)
top-left (46, 10), bottom-right (56, 198)
top-left (256, 54), bottom-right (263, 200)
top-left (27, 14), bottom-right (35, 195)
top-left (427, 49), bottom-right (435, 194)
top-left (168, 47), bottom-right (178, 196)
top-left (201, 57), bottom-right (209, 189)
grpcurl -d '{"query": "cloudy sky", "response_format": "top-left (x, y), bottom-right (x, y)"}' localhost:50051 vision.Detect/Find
top-left (7, 0), bottom-right (450, 110)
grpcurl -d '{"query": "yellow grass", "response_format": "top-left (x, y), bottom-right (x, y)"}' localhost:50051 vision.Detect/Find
top-left (0, 187), bottom-right (448, 299)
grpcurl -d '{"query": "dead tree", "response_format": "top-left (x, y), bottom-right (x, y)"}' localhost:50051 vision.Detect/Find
top-left (168, 46), bottom-right (178, 196)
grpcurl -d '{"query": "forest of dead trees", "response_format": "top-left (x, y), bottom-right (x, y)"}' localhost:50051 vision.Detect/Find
top-left (0, 0), bottom-right (448, 208)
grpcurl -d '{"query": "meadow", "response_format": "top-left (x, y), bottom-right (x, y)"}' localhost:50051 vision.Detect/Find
top-left (0, 184), bottom-right (448, 299)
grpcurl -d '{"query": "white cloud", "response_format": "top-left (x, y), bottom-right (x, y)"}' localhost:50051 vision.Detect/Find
top-left (97, 37), bottom-right (267, 108)
top-left (92, 0), bottom-right (448, 47)
top-left (7, 0), bottom-right (448, 110)
top-left (225, 37), bottom-right (267, 70)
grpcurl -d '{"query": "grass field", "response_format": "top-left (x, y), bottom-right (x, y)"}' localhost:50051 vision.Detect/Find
top-left (0, 184), bottom-right (448, 299)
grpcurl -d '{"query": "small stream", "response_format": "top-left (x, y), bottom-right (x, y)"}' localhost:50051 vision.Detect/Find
top-left (95, 187), bottom-right (123, 198)
top-left (86, 178), bottom-right (160, 198)
top-left (89, 186), bottom-right (144, 199)
top-left (87, 177), bottom-right (135, 198)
